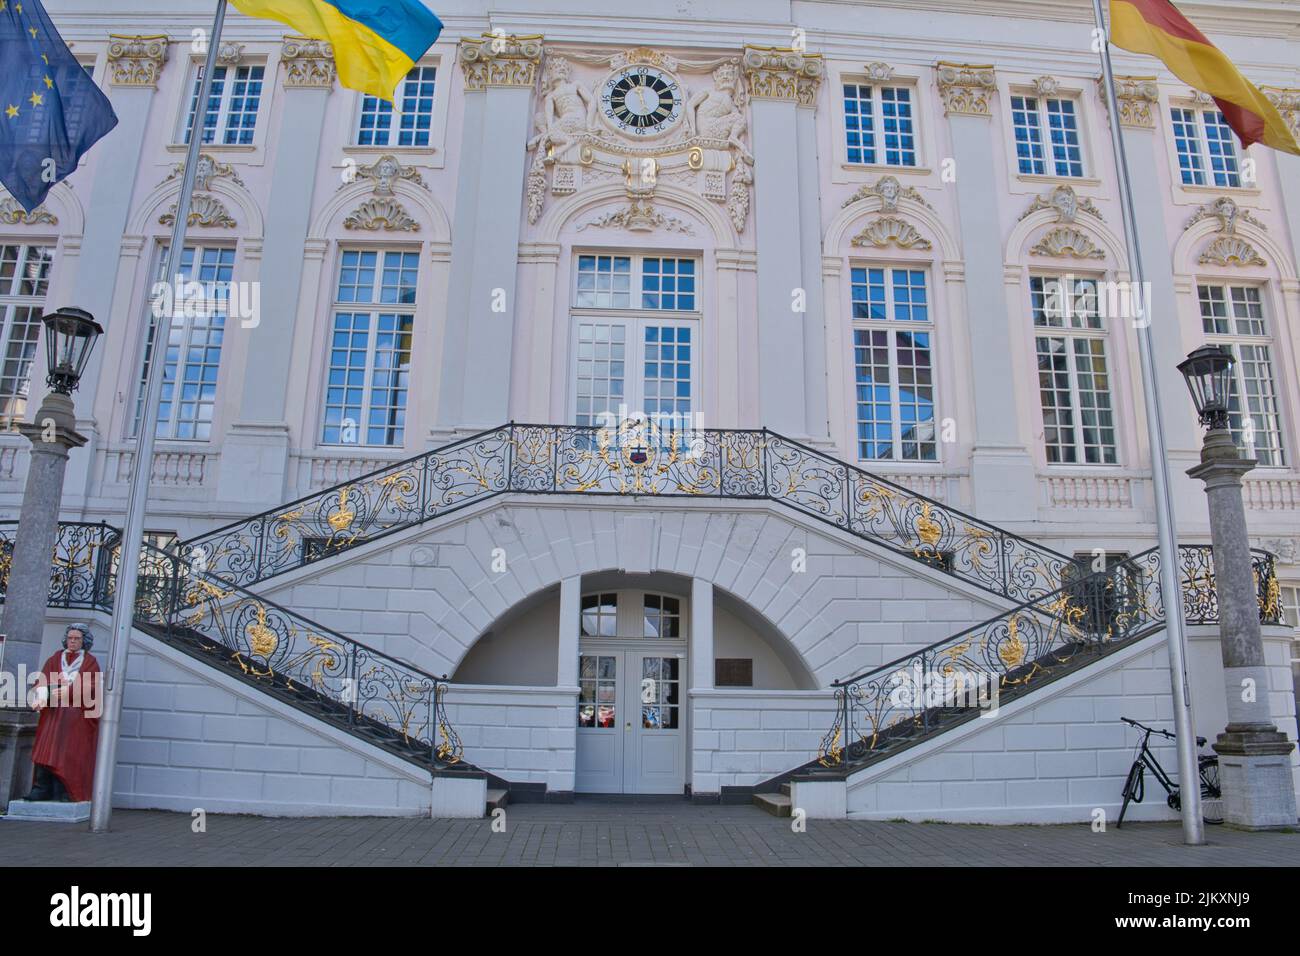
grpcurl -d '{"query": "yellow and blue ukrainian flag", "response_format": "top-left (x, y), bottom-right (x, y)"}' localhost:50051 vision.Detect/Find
top-left (0, 0), bottom-right (119, 212)
top-left (230, 0), bottom-right (443, 102)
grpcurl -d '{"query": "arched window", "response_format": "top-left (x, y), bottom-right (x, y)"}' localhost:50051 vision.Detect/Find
top-left (131, 243), bottom-right (234, 441)
top-left (0, 242), bottom-right (55, 430)
top-left (1029, 274), bottom-right (1118, 465)
top-left (1195, 282), bottom-right (1285, 466)
top-left (849, 263), bottom-right (936, 461)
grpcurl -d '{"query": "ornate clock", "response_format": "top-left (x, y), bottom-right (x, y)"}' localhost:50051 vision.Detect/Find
top-left (599, 65), bottom-right (684, 137)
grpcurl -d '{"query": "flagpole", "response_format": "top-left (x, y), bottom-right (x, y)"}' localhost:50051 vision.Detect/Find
top-left (1091, 0), bottom-right (1203, 845)
top-left (89, 0), bottom-right (230, 833)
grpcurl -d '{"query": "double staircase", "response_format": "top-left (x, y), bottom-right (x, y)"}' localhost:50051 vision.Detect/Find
top-left (0, 419), bottom-right (1281, 812)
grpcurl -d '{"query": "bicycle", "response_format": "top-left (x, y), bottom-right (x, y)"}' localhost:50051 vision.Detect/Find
top-left (1116, 717), bottom-right (1223, 827)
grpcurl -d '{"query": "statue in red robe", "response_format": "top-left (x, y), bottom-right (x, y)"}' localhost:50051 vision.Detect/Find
top-left (26, 624), bottom-right (102, 802)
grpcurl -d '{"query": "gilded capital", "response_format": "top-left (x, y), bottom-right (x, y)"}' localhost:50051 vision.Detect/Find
top-left (742, 46), bottom-right (824, 107)
top-left (281, 36), bottom-right (337, 89)
top-left (1261, 87), bottom-right (1300, 139)
top-left (935, 61), bottom-right (996, 116)
top-left (107, 35), bottom-right (168, 88)
top-left (458, 33), bottom-right (544, 91)
top-left (1100, 75), bottom-right (1160, 129)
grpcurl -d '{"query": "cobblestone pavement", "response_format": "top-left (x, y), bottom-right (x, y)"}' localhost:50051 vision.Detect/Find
top-left (4, 801), bottom-right (1298, 866)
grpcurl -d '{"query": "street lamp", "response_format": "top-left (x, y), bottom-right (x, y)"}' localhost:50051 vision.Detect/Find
top-left (42, 307), bottom-right (104, 395)
top-left (0, 307), bottom-right (101, 810)
top-left (1177, 344), bottom-right (1234, 432)
top-left (1180, 347), bottom-right (1298, 829)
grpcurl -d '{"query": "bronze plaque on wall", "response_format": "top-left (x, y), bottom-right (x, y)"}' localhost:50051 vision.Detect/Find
top-left (715, 658), bottom-right (753, 687)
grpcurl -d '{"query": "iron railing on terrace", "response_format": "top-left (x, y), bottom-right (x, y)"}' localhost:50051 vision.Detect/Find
top-left (814, 545), bottom-right (1284, 771)
top-left (181, 420), bottom-right (1074, 603)
top-left (0, 521), bottom-right (120, 610)
top-left (0, 520), bottom-right (464, 770)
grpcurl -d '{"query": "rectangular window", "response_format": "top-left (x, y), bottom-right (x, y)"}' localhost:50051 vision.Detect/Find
top-left (133, 245), bottom-right (233, 441)
top-left (574, 321), bottom-right (626, 427)
top-left (1197, 284), bottom-right (1285, 466)
top-left (1031, 276), bottom-right (1117, 465)
top-left (640, 325), bottom-right (692, 424)
top-left (851, 266), bottom-right (935, 461)
top-left (573, 320), bottom-right (692, 429)
top-left (640, 257), bottom-right (695, 311)
top-left (1170, 107), bottom-right (1240, 187)
top-left (0, 244), bottom-right (54, 430)
top-left (1281, 584), bottom-right (1299, 630)
top-left (356, 65), bottom-right (437, 146)
top-left (571, 254), bottom-right (698, 429)
top-left (321, 250), bottom-right (417, 447)
top-left (183, 64), bottom-right (265, 145)
top-left (1011, 95), bottom-right (1084, 177)
top-left (575, 254), bottom-right (632, 309)
top-left (843, 83), bottom-right (916, 167)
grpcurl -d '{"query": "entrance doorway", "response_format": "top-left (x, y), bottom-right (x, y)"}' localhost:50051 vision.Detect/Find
top-left (574, 590), bottom-right (687, 794)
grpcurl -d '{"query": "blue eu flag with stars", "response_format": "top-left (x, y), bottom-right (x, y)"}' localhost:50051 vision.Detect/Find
top-left (0, 0), bottom-right (117, 212)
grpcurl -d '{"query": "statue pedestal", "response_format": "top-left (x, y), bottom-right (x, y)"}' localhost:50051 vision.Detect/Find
top-left (0, 705), bottom-right (38, 812)
top-left (4, 800), bottom-right (92, 823)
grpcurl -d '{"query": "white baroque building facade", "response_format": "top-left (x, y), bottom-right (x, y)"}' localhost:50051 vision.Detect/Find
top-left (3, 0), bottom-right (1300, 820)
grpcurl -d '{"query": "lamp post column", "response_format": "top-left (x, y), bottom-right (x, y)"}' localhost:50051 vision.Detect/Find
top-left (1188, 426), bottom-right (1298, 829)
top-left (0, 391), bottom-right (86, 808)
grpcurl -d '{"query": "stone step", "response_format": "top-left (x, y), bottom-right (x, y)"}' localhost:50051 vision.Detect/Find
top-left (752, 792), bottom-right (791, 817)
top-left (485, 789), bottom-right (509, 813)
top-left (780, 782), bottom-right (791, 797)
top-left (3, 800), bottom-right (92, 823)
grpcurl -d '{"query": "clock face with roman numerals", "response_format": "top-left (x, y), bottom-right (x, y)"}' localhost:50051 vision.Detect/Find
top-left (600, 66), bottom-right (683, 137)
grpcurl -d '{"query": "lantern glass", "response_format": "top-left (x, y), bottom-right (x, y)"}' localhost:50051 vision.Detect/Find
top-left (41, 308), bottom-right (103, 395)
top-left (1177, 345), bottom-right (1234, 429)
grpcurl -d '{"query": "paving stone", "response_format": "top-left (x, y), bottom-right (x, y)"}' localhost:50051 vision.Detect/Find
top-left (2, 802), bottom-right (1296, 866)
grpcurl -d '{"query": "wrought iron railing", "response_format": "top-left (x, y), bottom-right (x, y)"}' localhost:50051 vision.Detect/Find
top-left (0, 519), bottom-right (462, 769)
top-left (0, 521), bottom-right (120, 610)
top-left (816, 544), bottom-right (1285, 769)
top-left (181, 420), bottom-right (1073, 604)
top-left (130, 542), bottom-right (463, 768)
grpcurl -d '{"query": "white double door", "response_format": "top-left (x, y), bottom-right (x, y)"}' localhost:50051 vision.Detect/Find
top-left (575, 646), bottom-right (686, 794)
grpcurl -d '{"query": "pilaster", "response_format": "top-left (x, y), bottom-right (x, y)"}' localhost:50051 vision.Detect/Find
top-left (1262, 89), bottom-right (1300, 283)
top-left (937, 61), bottom-right (1036, 521)
top-left (216, 37), bottom-right (336, 509)
top-left (434, 35), bottom-right (543, 437)
top-left (742, 46), bottom-right (825, 439)
top-left (1101, 75), bottom-right (1202, 497)
top-left (557, 574), bottom-right (580, 689)
top-left (690, 577), bottom-right (715, 692)
top-left (64, 36), bottom-right (169, 508)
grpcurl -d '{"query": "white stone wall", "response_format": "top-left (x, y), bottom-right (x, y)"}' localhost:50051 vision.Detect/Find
top-left (845, 631), bottom-right (1300, 823)
top-left (442, 685), bottom-right (576, 793)
top-left (113, 632), bottom-right (433, 817)
top-left (691, 690), bottom-right (837, 791)
top-left (264, 497), bottom-right (1004, 691)
top-left (1, 2), bottom-right (1293, 571)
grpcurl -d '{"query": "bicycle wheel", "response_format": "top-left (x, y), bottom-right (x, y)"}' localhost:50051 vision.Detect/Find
top-left (1118, 761), bottom-right (1143, 827)
top-left (1200, 756), bottom-right (1224, 825)
top-left (1199, 756), bottom-right (1221, 799)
